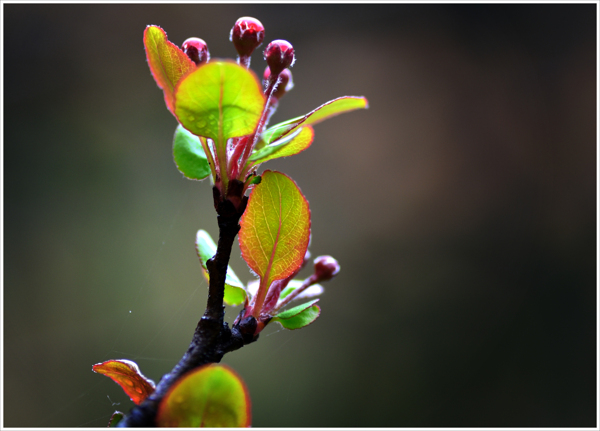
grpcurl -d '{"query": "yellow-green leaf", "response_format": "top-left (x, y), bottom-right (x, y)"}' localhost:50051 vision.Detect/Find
top-left (156, 364), bottom-right (251, 427)
top-left (174, 61), bottom-right (265, 142)
top-left (261, 96), bottom-right (368, 144)
top-left (143, 25), bottom-right (196, 114)
top-left (239, 171), bottom-right (311, 289)
top-left (248, 126), bottom-right (314, 167)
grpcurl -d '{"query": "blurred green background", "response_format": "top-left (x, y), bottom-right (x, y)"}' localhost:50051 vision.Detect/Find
top-left (4, 3), bottom-right (596, 427)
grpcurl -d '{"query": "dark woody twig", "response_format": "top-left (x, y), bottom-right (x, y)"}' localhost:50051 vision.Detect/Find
top-left (117, 181), bottom-right (256, 427)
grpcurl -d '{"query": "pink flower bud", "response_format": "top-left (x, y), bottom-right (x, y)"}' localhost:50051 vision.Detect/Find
top-left (182, 37), bottom-right (210, 65)
top-left (263, 67), bottom-right (294, 99)
top-left (230, 17), bottom-right (265, 58)
top-left (313, 255), bottom-right (340, 282)
top-left (263, 39), bottom-right (295, 76)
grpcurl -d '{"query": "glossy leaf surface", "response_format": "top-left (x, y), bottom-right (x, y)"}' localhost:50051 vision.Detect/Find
top-left (249, 126), bottom-right (314, 166)
top-left (92, 359), bottom-right (155, 405)
top-left (239, 171), bottom-right (311, 288)
top-left (173, 125), bottom-right (211, 180)
top-left (261, 96), bottom-right (368, 144)
top-left (144, 25), bottom-right (196, 113)
top-left (157, 364), bottom-right (251, 427)
top-left (272, 299), bottom-right (321, 330)
top-left (196, 230), bottom-right (246, 306)
top-left (175, 61), bottom-right (265, 141)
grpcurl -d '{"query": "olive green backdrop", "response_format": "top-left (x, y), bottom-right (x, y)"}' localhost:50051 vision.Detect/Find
top-left (4, 3), bottom-right (596, 427)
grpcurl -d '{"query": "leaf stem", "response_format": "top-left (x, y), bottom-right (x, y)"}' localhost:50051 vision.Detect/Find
top-left (271, 274), bottom-right (318, 314)
top-left (237, 75), bottom-right (281, 180)
top-left (199, 136), bottom-right (218, 184)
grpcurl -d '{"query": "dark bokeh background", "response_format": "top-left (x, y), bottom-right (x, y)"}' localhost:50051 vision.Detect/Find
top-left (4, 3), bottom-right (596, 428)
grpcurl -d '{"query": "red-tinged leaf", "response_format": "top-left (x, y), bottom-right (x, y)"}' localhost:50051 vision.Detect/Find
top-left (157, 364), bottom-right (251, 427)
top-left (261, 96), bottom-right (369, 144)
top-left (248, 126), bottom-right (314, 167)
top-left (144, 25), bottom-right (196, 113)
top-left (92, 359), bottom-right (155, 405)
top-left (239, 171), bottom-right (311, 313)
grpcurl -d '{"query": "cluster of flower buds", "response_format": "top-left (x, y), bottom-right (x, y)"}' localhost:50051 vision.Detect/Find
top-left (229, 18), bottom-right (296, 103)
top-left (178, 17), bottom-right (300, 202)
top-left (225, 18), bottom-right (298, 189)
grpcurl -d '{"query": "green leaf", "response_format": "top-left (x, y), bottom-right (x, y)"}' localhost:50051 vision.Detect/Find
top-left (174, 61), bottom-right (265, 142)
top-left (173, 125), bottom-right (211, 180)
top-left (301, 95), bottom-right (369, 126)
top-left (246, 174), bottom-right (262, 186)
top-left (248, 126), bottom-right (314, 166)
top-left (195, 230), bottom-right (246, 306)
top-left (239, 171), bottom-right (311, 289)
top-left (156, 364), bottom-right (251, 427)
top-left (143, 25), bottom-right (196, 113)
top-left (259, 116), bottom-right (305, 146)
top-left (261, 96), bottom-right (368, 144)
top-left (92, 359), bottom-right (155, 405)
top-left (272, 299), bottom-right (321, 330)
top-left (108, 411), bottom-right (124, 427)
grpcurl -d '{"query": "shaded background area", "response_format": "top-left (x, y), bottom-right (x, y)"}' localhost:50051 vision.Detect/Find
top-left (3, 3), bottom-right (596, 427)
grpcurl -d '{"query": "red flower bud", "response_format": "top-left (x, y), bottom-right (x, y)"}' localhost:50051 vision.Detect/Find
top-left (263, 39), bottom-right (295, 76)
top-left (230, 17), bottom-right (265, 58)
top-left (313, 255), bottom-right (340, 282)
top-left (263, 67), bottom-right (294, 99)
top-left (182, 37), bottom-right (210, 66)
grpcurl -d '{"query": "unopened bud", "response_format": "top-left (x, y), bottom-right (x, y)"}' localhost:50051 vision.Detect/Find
top-left (313, 255), bottom-right (340, 282)
top-left (263, 67), bottom-right (294, 99)
top-left (263, 39), bottom-right (295, 76)
top-left (182, 37), bottom-right (210, 65)
top-left (230, 17), bottom-right (265, 58)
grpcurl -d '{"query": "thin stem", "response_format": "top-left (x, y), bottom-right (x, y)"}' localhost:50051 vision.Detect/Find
top-left (250, 277), bottom-right (270, 319)
top-left (271, 274), bottom-right (318, 315)
top-left (237, 75), bottom-right (281, 179)
top-left (237, 55), bottom-right (251, 69)
top-left (199, 136), bottom-right (218, 184)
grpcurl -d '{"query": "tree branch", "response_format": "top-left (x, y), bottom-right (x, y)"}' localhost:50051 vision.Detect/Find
top-left (117, 181), bottom-right (255, 427)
